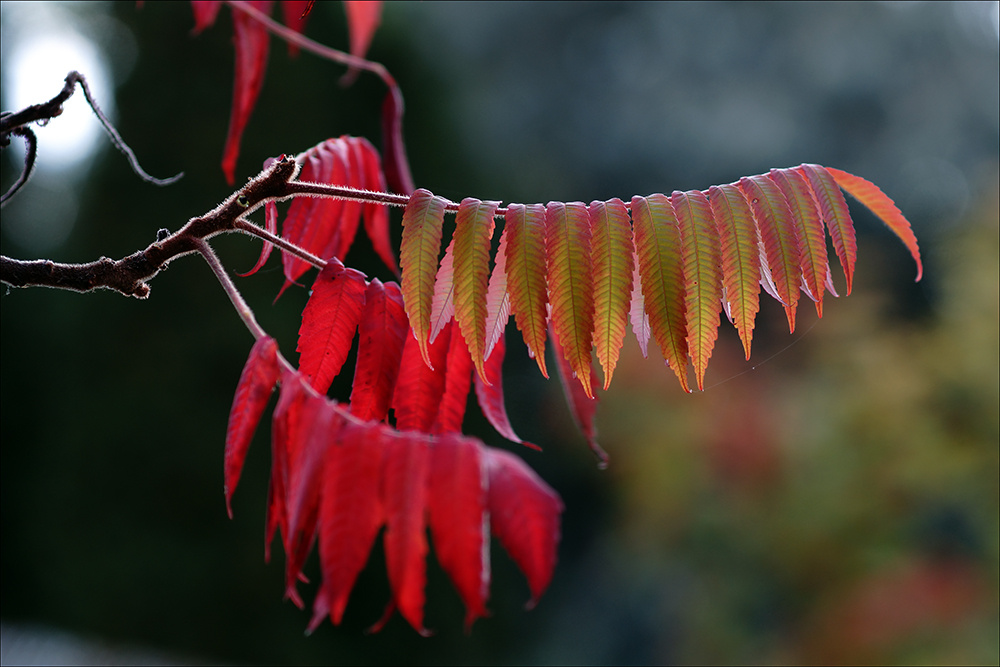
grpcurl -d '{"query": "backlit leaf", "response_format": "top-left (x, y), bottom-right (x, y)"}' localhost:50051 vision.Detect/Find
top-left (546, 201), bottom-right (595, 398)
top-left (400, 189), bottom-right (448, 367)
top-left (349, 280), bottom-right (407, 422)
top-left (631, 194), bottom-right (690, 392)
top-left (453, 198), bottom-right (500, 384)
top-left (382, 430), bottom-right (432, 634)
top-left (428, 433), bottom-right (490, 631)
top-left (221, 0), bottom-right (273, 185)
top-left (769, 167), bottom-right (829, 316)
top-left (589, 198), bottom-right (633, 390)
top-left (707, 184), bottom-right (760, 360)
top-left (504, 203), bottom-right (549, 378)
top-left (224, 336), bottom-right (279, 518)
top-left (485, 448), bottom-right (563, 608)
top-left (474, 333), bottom-right (537, 449)
top-left (296, 258), bottom-right (367, 394)
top-left (825, 167), bottom-right (923, 281)
top-left (672, 190), bottom-right (722, 391)
top-left (797, 163), bottom-right (857, 295)
top-left (739, 175), bottom-right (802, 332)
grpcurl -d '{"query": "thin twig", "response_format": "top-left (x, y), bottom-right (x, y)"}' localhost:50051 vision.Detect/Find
top-left (0, 126), bottom-right (37, 206)
top-left (194, 237), bottom-right (268, 341)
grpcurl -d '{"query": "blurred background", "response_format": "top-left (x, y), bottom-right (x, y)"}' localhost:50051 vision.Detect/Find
top-left (1, 1), bottom-right (997, 664)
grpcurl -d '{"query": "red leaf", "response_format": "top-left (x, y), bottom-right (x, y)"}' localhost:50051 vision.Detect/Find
top-left (308, 420), bottom-right (385, 630)
top-left (341, 1), bottom-right (383, 84)
top-left (427, 433), bottom-right (490, 631)
top-left (824, 166), bottom-right (922, 282)
top-left (796, 163), bottom-right (858, 295)
top-left (474, 333), bottom-right (539, 450)
top-left (296, 258), bottom-right (367, 394)
top-left (392, 319), bottom-right (452, 432)
top-left (485, 447), bottom-right (563, 608)
top-left (739, 175), bottom-right (802, 332)
top-left (349, 280), bottom-right (407, 422)
top-left (550, 323), bottom-right (607, 468)
top-left (354, 137), bottom-right (398, 276)
top-left (382, 430), bottom-right (432, 634)
top-left (280, 137), bottom-right (375, 287)
top-left (266, 369), bottom-right (309, 562)
top-left (432, 322), bottom-right (474, 435)
top-left (280, 0), bottom-right (311, 56)
top-left (283, 392), bottom-right (341, 608)
top-left (221, 0), bottom-right (273, 185)
top-left (224, 336), bottom-right (280, 518)
top-left (190, 0), bottom-right (223, 33)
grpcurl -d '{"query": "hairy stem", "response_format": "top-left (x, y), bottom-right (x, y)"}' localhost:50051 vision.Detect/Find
top-left (195, 238), bottom-right (268, 341)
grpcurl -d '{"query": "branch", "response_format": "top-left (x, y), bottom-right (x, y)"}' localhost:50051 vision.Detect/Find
top-left (1, 156), bottom-right (301, 298)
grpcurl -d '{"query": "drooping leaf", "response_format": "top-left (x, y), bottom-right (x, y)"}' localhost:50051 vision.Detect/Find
top-left (631, 194), bottom-right (690, 392)
top-left (309, 419), bottom-right (385, 630)
top-left (190, 0), bottom-right (223, 34)
top-left (504, 203), bottom-right (549, 378)
top-left (672, 189), bottom-right (722, 391)
top-left (707, 183), bottom-right (761, 360)
top-left (399, 188), bottom-right (449, 367)
top-left (824, 167), bottom-right (923, 281)
top-left (431, 322), bottom-right (474, 435)
top-left (221, 0), bottom-right (274, 185)
top-left (392, 319), bottom-right (453, 432)
top-left (296, 258), bottom-right (367, 394)
top-left (355, 137), bottom-right (398, 276)
top-left (428, 239), bottom-right (457, 344)
top-left (266, 368), bottom-right (309, 561)
top-left (629, 257), bottom-right (651, 358)
top-left (341, 0), bottom-right (382, 84)
top-left (474, 333), bottom-right (538, 450)
top-left (589, 198), bottom-right (634, 390)
top-left (427, 433), bottom-right (490, 631)
top-left (550, 322), bottom-right (606, 467)
top-left (453, 198), bottom-right (500, 384)
top-left (283, 392), bottom-right (340, 608)
top-left (768, 168), bottom-right (829, 316)
top-left (483, 228), bottom-right (512, 363)
top-left (796, 163), bottom-right (858, 295)
top-left (485, 448), bottom-right (563, 607)
top-left (280, 0), bottom-right (312, 56)
top-left (545, 201), bottom-right (595, 398)
top-left (224, 336), bottom-right (280, 518)
top-left (382, 430), bottom-right (432, 635)
top-left (349, 279), bottom-right (407, 422)
top-left (739, 175), bottom-right (802, 332)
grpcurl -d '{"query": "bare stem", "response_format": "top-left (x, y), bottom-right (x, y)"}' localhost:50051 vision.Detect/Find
top-left (195, 238), bottom-right (268, 341)
top-left (234, 218), bottom-right (327, 270)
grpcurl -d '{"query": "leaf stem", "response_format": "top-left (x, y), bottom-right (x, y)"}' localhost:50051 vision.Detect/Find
top-left (194, 237), bottom-right (268, 342)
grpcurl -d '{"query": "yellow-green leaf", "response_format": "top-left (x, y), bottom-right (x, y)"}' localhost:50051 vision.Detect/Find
top-left (504, 204), bottom-right (549, 378)
top-left (546, 201), bottom-right (595, 398)
top-left (631, 194), bottom-right (690, 393)
top-left (400, 189), bottom-right (448, 368)
top-left (453, 198), bottom-right (499, 384)
top-left (672, 190), bottom-right (721, 391)
top-left (589, 198), bottom-right (633, 390)
top-left (707, 184), bottom-right (760, 360)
